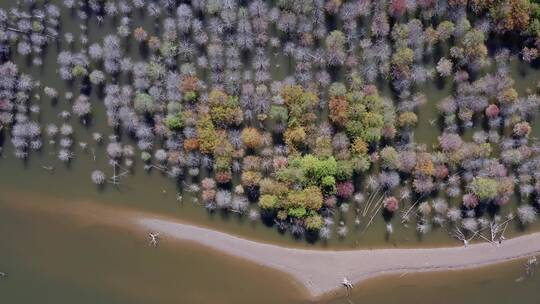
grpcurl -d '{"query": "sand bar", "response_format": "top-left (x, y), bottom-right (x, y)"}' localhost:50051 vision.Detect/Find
top-left (3, 191), bottom-right (538, 299)
top-left (140, 217), bottom-right (540, 298)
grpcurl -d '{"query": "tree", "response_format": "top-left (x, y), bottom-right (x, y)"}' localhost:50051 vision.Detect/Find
top-left (269, 105), bottom-right (288, 130)
top-left (133, 27), bottom-right (148, 42)
top-left (380, 146), bottom-right (399, 170)
top-left (470, 177), bottom-right (498, 200)
top-left (72, 65), bottom-right (87, 78)
top-left (336, 180), bottom-right (354, 199)
top-left (414, 152), bottom-right (434, 177)
top-left (329, 96), bottom-right (349, 127)
top-left (241, 171), bottom-right (262, 187)
top-left (196, 114), bottom-right (218, 154)
top-left (259, 194), bottom-right (279, 210)
top-left (134, 93), bottom-right (157, 115)
top-left (305, 214), bottom-right (324, 231)
top-left (485, 104), bottom-right (500, 118)
top-left (180, 76), bottom-right (200, 102)
top-left (383, 196), bottom-right (399, 212)
top-left (241, 127), bottom-right (262, 149)
top-left (513, 121), bottom-right (531, 137)
top-left (438, 133), bottom-right (463, 151)
top-left (288, 206), bottom-right (307, 218)
top-left (208, 89), bottom-right (243, 126)
top-left (164, 113), bottom-right (184, 130)
top-left (321, 175), bottom-right (336, 194)
top-left (215, 170), bottom-right (232, 184)
top-left (335, 160), bottom-right (354, 181)
top-left (345, 88), bottom-right (386, 143)
top-left (461, 29), bottom-right (487, 65)
top-left (462, 193), bottom-right (479, 209)
top-left (325, 30), bottom-right (346, 66)
top-left (391, 47), bottom-right (413, 79)
top-left (436, 58), bottom-right (453, 77)
top-left (517, 205), bottom-right (537, 224)
top-left (314, 136), bottom-right (334, 158)
top-left (491, 0), bottom-right (530, 33)
top-left (91, 170), bottom-right (106, 185)
top-left (350, 137), bottom-right (368, 156)
top-left (498, 87), bottom-right (518, 105)
top-left (184, 138), bottom-right (200, 151)
top-left (303, 186), bottom-right (323, 210)
top-left (281, 85), bottom-right (318, 126)
top-left (72, 95), bottom-right (91, 117)
top-left (398, 111), bottom-right (418, 128)
top-left (284, 126), bottom-right (306, 150)
top-left (298, 154), bottom-right (338, 184)
top-left (436, 21), bottom-right (455, 41)
top-left (276, 154), bottom-right (339, 187)
top-left (389, 0), bottom-right (407, 17)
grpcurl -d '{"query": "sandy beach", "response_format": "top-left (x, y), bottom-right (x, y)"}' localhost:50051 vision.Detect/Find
top-left (140, 217), bottom-right (540, 298)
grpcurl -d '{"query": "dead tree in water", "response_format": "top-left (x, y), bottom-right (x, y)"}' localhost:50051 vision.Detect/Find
top-left (452, 227), bottom-right (479, 247)
top-left (516, 256), bottom-right (538, 282)
top-left (108, 160), bottom-right (129, 186)
top-left (149, 232), bottom-right (160, 248)
top-left (525, 256), bottom-right (538, 277)
top-left (342, 277), bottom-right (353, 299)
top-left (489, 215), bottom-right (513, 244)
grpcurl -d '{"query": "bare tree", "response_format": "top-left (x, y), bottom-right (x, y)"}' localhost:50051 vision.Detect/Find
top-left (489, 215), bottom-right (514, 244)
top-left (149, 232), bottom-right (160, 248)
top-left (452, 227), bottom-right (479, 247)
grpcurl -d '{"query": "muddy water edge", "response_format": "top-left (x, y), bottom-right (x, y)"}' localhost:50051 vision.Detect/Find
top-left (1, 193), bottom-right (540, 304)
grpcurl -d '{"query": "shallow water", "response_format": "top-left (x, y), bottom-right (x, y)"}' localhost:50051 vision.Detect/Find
top-left (1, 0), bottom-right (540, 303)
top-left (0, 193), bottom-right (539, 304)
top-left (324, 258), bottom-right (540, 304)
top-left (0, 196), bottom-right (307, 304)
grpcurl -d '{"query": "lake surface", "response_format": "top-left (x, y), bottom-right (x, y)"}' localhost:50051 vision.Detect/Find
top-left (1, 0), bottom-right (540, 303)
top-left (1, 191), bottom-right (539, 304)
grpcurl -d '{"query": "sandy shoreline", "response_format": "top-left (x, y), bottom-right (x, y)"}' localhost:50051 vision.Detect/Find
top-left (140, 217), bottom-right (540, 298)
top-left (3, 190), bottom-right (539, 299)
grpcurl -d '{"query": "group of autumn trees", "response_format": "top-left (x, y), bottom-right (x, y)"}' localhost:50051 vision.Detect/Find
top-left (161, 71), bottom-right (393, 231)
top-left (389, 0), bottom-right (540, 48)
top-left (452, 0), bottom-right (540, 38)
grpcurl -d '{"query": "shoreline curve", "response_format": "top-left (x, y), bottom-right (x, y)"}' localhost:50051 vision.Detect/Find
top-left (139, 217), bottom-right (540, 298)
top-left (2, 191), bottom-right (538, 299)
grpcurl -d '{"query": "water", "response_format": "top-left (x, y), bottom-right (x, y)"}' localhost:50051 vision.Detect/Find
top-left (0, 195), bottom-right (307, 304)
top-left (324, 259), bottom-right (540, 304)
top-left (1, 192), bottom-right (539, 304)
top-left (1, 0), bottom-right (540, 303)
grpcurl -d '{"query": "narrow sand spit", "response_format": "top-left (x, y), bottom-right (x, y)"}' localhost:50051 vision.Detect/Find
top-left (140, 218), bottom-right (540, 298)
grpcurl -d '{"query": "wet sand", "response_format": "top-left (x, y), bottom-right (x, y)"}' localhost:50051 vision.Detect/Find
top-left (140, 218), bottom-right (540, 298)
